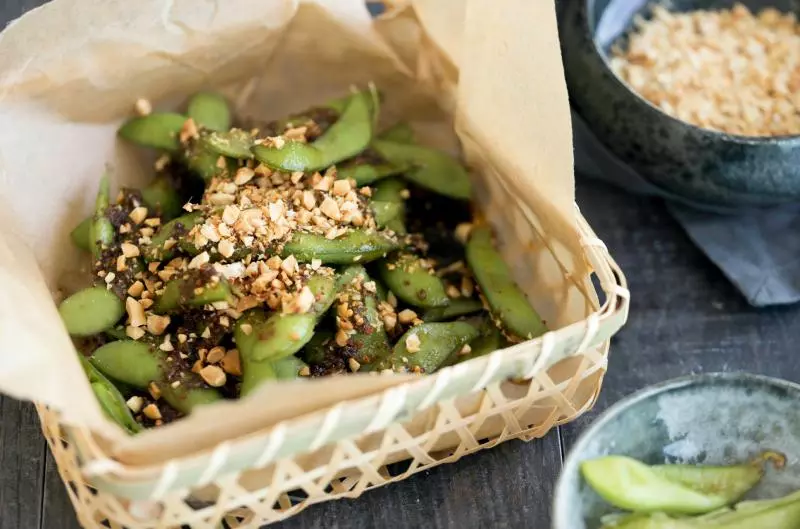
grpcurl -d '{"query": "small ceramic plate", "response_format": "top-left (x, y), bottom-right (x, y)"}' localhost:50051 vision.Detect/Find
top-left (552, 372), bottom-right (800, 529)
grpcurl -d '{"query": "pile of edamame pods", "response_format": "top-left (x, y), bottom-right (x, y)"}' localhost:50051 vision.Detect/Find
top-left (58, 86), bottom-right (548, 433)
top-left (581, 453), bottom-right (800, 527)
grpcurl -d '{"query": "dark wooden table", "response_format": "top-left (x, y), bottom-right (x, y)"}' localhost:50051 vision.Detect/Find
top-left (4, 2), bottom-right (800, 528)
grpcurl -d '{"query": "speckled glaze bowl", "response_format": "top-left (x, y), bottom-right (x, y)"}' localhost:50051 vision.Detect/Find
top-left (557, 0), bottom-right (800, 208)
top-left (552, 372), bottom-right (800, 529)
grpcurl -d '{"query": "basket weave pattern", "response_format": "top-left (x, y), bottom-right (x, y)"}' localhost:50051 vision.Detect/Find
top-left (36, 199), bottom-right (629, 528)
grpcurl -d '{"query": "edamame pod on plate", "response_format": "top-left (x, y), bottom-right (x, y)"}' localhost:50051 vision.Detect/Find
top-left (466, 225), bottom-right (547, 341)
top-left (581, 455), bottom-right (769, 515)
top-left (201, 129), bottom-right (255, 160)
top-left (90, 174), bottom-right (115, 259)
top-left (379, 122), bottom-right (415, 144)
top-left (422, 297), bottom-right (484, 322)
top-left (371, 177), bottom-right (408, 234)
top-left (140, 173), bottom-right (183, 220)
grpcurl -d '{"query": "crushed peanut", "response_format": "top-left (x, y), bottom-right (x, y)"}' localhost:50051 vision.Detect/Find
top-left (143, 404), bottom-right (162, 421)
top-left (405, 333), bottom-right (421, 353)
top-left (200, 365), bottom-right (227, 387)
top-left (126, 395), bottom-right (144, 413)
top-left (609, 4), bottom-right (800, 136)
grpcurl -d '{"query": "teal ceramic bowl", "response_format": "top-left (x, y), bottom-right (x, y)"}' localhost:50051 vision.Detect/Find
top-left (557, 0), bottom-right (800, 208)
top-left (552, 373), bottom-right (800, 529)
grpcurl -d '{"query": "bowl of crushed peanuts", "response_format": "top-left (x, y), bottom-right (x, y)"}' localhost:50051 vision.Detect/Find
top-left (558, 0), bottom-right (800, 208)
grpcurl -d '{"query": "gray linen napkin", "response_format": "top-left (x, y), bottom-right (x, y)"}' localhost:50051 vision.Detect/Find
top-left (571, 110), bottom-right (800, 307)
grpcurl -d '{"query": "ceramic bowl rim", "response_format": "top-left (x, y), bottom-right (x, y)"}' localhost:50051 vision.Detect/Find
top-left (551, 371), bottom-right (800, 529)
top-left (582, 0), bottom-right (800, 145)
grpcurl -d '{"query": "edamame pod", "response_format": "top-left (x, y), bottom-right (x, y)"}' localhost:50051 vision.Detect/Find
top-left (187, 92), bottom-right (231, 132)
top-left (153, 271), bottom-right (234, 313)
top-left (273, 356), bottom-right (308, 380)
top-left (372, 321), bottom-right (479, 374)
top-left (378, 253), bottom-right (449, 308)
top-left (372, 177), bottom-right (407, 234)
top-left (118, 112), bottom-right (188, 152)
top-left (466, 226), bottom-right (546, 341)
top-left (422, 298), bottom-right (484, 322)
top-left (581, 455), bottom-right (768, 515)
top-left (252, 91), bottom-right (373, 172)
top-left (202, 129), bottom-right (255, 160)
top-left (370, 201), bottom-right (403, 229)
top-left (70, 216), bottom-right (92, 252)
top-left (90, 175), bottom-right (115, 259)
top-left (281, 230), bottom-right (398, 264)
top-left (372, 139), bottom-right (472, 200)
top-left (90, 340), bottom-right (162, 388)
top-left (144, 212), bottom-right (204, 262)
top-left (301, 330), bottom-right (334, 365)
top-left (184, 140), bottom-right (237, 182)
top-left (140, 174), bottom-right (182, 220)
top-left (234, 310), bottom-right (316, 396)
top-left (89, 340), bottom-right (221, 413)
top-left (334, 266), bottom-right (391, 365)
top-left (602, 491), bottom-right (800, 528)
top-left (379, 122), bottom-right (415, 143)
top-left (443, 318), bottom-right (506, 366)
top-left (80, 356), bottom-right (141, 435)
top-left (306, 273), bottom-right (338, 316)
top-left (337, 161), bottom-right (408, 186)
top-left (59, 286), bottom-right (125, 336)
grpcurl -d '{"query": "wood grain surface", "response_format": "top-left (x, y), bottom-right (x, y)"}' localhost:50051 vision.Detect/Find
top-left (3, 2), bottom-right (799, 528)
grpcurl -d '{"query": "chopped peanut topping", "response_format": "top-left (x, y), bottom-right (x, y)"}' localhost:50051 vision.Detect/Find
top-left (146, 314), bottom-right (171, 336)
top-left (200, 365), bottom-right (227, 387)
top-left (143, 404), bottom-right (162, 420)
top-left (126, 297), bottom-right (146, 327)
top-left (405, 333), bottom-right (421, 353)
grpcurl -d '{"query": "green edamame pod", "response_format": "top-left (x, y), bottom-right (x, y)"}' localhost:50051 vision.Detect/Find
top-left (59, 286), bottom-right (125, 336)
top-left (80, 356), bottom-right (141, 435)
top-left (602, 490), bottom-right (800, 528)
top-left (373, 321), bottom-right (479, 373)
top-left (144, 212), bottom-right (204, 262)
top-left (90, 340), bottom-right (162, 388)
top-left (70, 216), bottom-right (92, 252)
top-left (201, 129), bottom-right (256, 160)
top-left (153, 271), bottom-right (234, 314)
top-left (187, 92), bottom-right (231, 132)
top-left (301, 330), bottom-right (334, 365)
top-left (372, 139), bottom-right (472, 200)
top-left (337, 161), bottom-right (408, 187)
top-left (273, 356), bottom-right (308, 380)
top-left (104, 326), bottom-right (129, 341)
top-left (466, 225), bottom-right (546, 341)
top-left (118, 112), bottom-right (188, 152)
top-left (422, 298), bottom-right (484, 322)
top-left (234, 310), bottom-right (316, 396)
top-left (581, 455), bottom-right (768, 515)
top-left (306, 273), bottom-right (338, 316)
top-left (372, 177), bottom-right (407, 234)
top-left (252, 91), bottom-right (373, 172)
top-left (90, 175), bottom-right (115, 259)
top-left (370, 201), bottom-right (403, 229)
top-left (443, 317), bottom-right (506, 366)
top-left (379, 122), bottom-right (415, 143)
top-left (183, 140), bottom-right (233, 182)
top-left (378, 253), bottom-right (449, 308)
top-left (140, 174), bottom-right (182, 220)
top-left (89, 340), bottom-right (221, 413)
top-left (334, 266), bottom-right (391, 365)
top-left (281, 230), bottom-right (398, 264)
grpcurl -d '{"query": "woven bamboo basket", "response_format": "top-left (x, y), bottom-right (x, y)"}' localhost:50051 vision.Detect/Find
top-left (14, 1), bottom-right (631, 527)
top-left (36, 198), bottom-right (628, 528)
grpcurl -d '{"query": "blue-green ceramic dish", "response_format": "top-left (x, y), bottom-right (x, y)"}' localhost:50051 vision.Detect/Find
top-left (552, 372), bottom-right (800, 529)
top-left (557, 0), bottom-right (800, 208)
